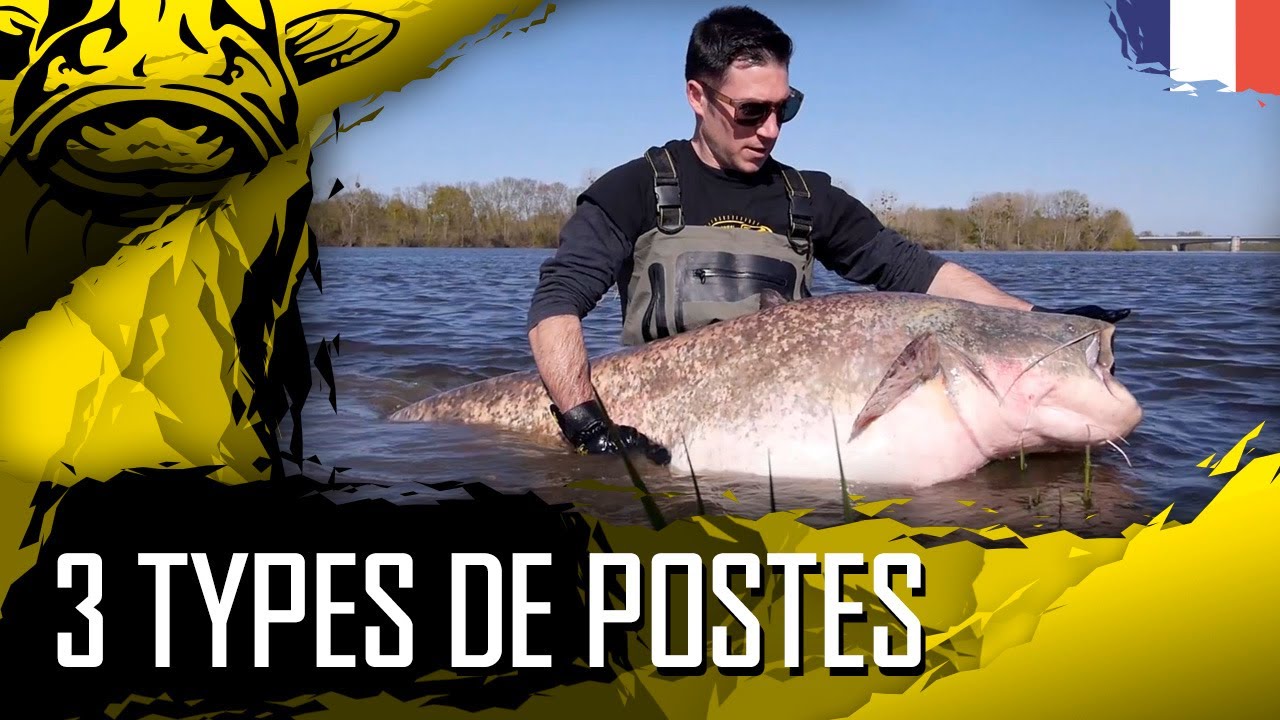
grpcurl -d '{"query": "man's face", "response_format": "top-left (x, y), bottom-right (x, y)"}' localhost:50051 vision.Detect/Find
top-left (689, 59), bottom-right (791, 173)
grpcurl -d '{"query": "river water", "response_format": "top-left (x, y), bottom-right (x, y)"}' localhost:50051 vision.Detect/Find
top-left (288, 247), bottom-right (1279, 537)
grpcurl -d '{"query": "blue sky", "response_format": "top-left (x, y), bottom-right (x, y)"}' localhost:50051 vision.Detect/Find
top-left (309, 0), bottom-right (1279, 236)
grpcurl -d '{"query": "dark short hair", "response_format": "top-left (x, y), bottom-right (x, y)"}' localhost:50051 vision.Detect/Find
top-left (685, 6), bottom-right (793, 84)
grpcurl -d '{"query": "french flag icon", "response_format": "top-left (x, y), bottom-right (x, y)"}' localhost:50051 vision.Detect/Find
top-left (1108, 0), bottom-right (1280, 96)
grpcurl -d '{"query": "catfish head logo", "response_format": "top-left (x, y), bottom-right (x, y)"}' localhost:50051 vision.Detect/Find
top-left (0, 0), bottom-right (397, 221)
top-left (710, 215), bottom-right (772, 233)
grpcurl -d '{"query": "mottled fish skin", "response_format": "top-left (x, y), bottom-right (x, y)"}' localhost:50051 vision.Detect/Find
top-left (389, 292), bottom-right (1141, 486)
top-left (388, 369), bottom-right (558, 434)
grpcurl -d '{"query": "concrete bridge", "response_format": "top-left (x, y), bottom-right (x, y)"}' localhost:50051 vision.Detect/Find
top-left (1134, 235), bottom-right (1280, 252)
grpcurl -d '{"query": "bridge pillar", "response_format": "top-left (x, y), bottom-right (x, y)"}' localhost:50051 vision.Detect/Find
top-left (1231, 236), bottom-right (1241, 252)
top-left (1171, 243), bottom-right (1181, 252)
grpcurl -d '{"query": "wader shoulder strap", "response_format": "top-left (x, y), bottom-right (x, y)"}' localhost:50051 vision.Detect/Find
top-left (644, 146), bottom-right (684, 234)
top-left (778, 164), bottom-right (814, 256)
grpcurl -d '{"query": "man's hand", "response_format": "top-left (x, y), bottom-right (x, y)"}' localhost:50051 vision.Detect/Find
top-left (1032, 304), bottom-right (1131, 324)
top-left (529, 316), bottom-right (673, 463)
top-left (551, 399), bottom-right (672, 465)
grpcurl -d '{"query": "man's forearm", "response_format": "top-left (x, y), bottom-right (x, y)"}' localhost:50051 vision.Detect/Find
top-left (925, 261), bottom-right (1033, 311)
top-left (529, 314), bottom-right (596, 412)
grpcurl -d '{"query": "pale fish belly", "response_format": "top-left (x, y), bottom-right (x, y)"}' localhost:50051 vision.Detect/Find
top-left (667, 375), bottom-right (992, 488)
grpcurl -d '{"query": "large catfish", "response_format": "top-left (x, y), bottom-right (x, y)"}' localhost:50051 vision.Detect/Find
top-left (389, 291), bottom-right (1143, 488)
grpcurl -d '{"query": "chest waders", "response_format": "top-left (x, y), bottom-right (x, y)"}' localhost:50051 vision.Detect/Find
top-left (619, 145), bottom-right (816, 347)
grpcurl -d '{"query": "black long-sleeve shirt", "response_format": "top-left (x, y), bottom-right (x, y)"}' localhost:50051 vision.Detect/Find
top-left (527, 139), bottom-right (946, 331)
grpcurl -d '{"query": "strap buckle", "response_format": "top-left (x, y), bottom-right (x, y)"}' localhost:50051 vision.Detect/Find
top-left (780, 165), bottom-right (814, 256)
top-left (645, 146), bottom-right (684, 234)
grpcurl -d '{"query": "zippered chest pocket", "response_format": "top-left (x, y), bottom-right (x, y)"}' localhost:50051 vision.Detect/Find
top-left (678, 251), bottom-right (799, 299)
top-left (691, 268), bottom-right (788, 286)
top-left (672, 250), bottom-right (800, 333)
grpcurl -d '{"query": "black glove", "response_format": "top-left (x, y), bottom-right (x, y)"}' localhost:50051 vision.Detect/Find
top-left (550, 399), bottom-right (671, 465)
top-left (1032, 304), bottom-right (1131, 324)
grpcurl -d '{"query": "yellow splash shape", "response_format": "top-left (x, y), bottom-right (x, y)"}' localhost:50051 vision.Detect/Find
top-left (854, 498), bottom-right (912, 517)
top-left (1209, 421), bottom-right (1264, 476)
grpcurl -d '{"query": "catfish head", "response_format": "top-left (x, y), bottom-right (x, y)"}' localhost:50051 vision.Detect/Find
top-left (846, 297), bottom-right (1144, 463)
top-left (980, 311), bottom-right (1144, 454)
top-left (0, 0), bottom-right (397, 219)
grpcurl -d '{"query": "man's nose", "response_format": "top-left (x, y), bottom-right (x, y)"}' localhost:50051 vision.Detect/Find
top-left (757, 112), bottom-right (781, 141)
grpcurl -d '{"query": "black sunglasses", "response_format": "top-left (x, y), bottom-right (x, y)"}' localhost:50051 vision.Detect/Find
top-left (700, 82), bottom-right (804, 127)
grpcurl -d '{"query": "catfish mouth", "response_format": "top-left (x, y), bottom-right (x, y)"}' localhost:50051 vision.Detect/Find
top-left (1038, 330), bottom-right (1142, 449)
top-left (18, 89), bottom-right (279, 201)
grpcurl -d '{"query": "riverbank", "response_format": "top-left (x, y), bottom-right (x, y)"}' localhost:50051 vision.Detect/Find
top-left (305, 181), bottom-right (1197, 253)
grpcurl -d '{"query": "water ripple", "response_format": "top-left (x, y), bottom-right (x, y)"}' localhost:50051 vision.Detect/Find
top-left (294, 248), bottom-right (1279, 535)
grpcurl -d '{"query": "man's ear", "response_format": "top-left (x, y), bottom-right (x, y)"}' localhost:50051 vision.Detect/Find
top-left (0, 7), bottom-right (38, 81)
top-left (283, 10), bottom-right (399, 85)
top-left (686, 79), bottom-right (706, 119)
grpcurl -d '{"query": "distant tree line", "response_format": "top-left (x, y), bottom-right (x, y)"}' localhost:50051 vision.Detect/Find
top-left (307, 177), bottom-right (1181, 251)
top-left (307, 178), bottom-right (578, 249)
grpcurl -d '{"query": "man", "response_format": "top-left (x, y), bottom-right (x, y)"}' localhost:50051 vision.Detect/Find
top-left (525, 6), bottom-right (1129, 463)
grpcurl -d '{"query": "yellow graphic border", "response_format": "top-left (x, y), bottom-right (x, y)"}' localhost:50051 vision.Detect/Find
top-left (0, 2), bottom-right (1273, 718)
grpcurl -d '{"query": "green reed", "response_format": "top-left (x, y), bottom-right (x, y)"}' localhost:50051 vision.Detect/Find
top-left (1082, 444), bottom-right (1093, 509)
top-left (832, 414), bottom-right (852, 522)
top-left (768, 451), bottom-right (776, 515)
top-left (681, 435), bottom-right (705, 518)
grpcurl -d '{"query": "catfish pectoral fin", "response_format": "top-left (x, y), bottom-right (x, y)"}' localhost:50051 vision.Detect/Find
top-left (849, 333), bottom-right (943, 442)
